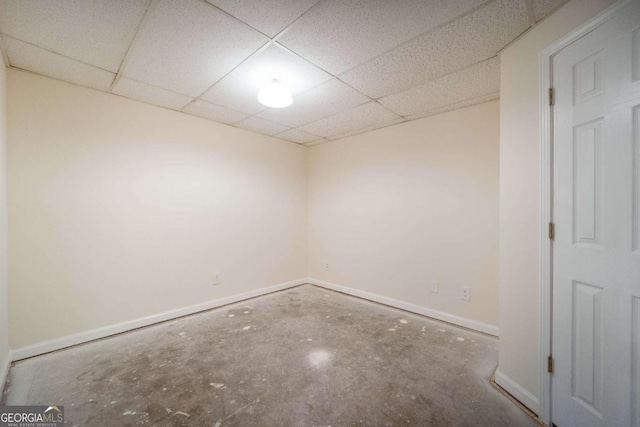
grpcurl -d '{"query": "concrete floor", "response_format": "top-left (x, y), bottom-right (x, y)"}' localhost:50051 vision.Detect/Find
top-left (2, 285), bottom-right (538, 426)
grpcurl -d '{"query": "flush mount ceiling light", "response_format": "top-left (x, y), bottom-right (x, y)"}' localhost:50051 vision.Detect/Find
top-left (257, 79), bottom-right (293, 108)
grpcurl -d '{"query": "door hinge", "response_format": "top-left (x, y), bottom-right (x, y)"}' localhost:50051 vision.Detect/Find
top-left (548, 222), bottom-right (555, 240)
top-left (547, 355), bottom-right (554, 373)
top-left (549, 87), bottom-right (554, 106)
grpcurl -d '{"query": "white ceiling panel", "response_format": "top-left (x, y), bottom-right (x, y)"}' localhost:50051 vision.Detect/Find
top-left (276, 128), bottom-right (323, 144)
top-left (235, 116), bottom-right (290, 135)
top-left (5, 37), bottom-right (115, 91)
top-left (259, 79), bottom-right (370, 127)
top-left (112, 77), bottom-right (192, 110)
top-left (328, 117), bottom-right (406, 141)
top-left (206, 0), bottom-right (319, 37)
top-left (379, 57), bottom-right (500, 117)
top-left (278, 0), bottom-right (487, 75)
top-left (122, 0), bottom-right (268, 97)
top-left (340, 0), bottom-right (529, 98)
top-left (304, 140), bottom-right (328, 147)
top-left (405, 92), bottom-right (499, 121)
top-left (299, 102), bottom-right (400, 138)
top-left (0, 0), bottom-right (149, 72)
top-left (182, 100), bottom-right (248, 125)
top-left (532, 0), bottom-right (568, 21)
top-left (201, 43), bottom-right (332, 115)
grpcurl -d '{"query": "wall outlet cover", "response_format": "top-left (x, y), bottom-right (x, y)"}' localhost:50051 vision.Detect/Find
top-left (431, 280), bottom-right (439, 293)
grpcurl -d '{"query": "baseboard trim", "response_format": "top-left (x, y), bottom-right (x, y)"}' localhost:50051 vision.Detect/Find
top-left (306, 278), bottom-right (499, 336)
top-left (494, 368), bottom-right (540, 415)
top-left (0, 350), bottom-right (12, 392)
top-left (11, 278), bottom-right (306, 362)
top-left (10, 278), bottom-right (500, 361)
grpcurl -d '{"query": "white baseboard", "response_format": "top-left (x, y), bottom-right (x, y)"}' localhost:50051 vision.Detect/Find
top-left (494, 369), bottom-right (540, 415)
top-left (10, 277), bottom-right (499, 362)
top-left (306, 278), bottom-right (499, 336)
top-left (11, 278), bottom-right (306, 361)
top-left (0, 350), bottom-right (12, 392)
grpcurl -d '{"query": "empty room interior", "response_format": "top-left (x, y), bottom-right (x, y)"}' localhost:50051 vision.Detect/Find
top-left (0, 0), bottom-right (638, 426)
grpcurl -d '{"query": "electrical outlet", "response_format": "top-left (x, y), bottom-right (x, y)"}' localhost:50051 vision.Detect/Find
top-left (213, 272), bottom-right (221, 286)
top-left (461, 286), bottom-right (471, 301)
top-left (324, 262), bottom-right (329, 271)
top-left (431, 280), bottom-right (439, 293)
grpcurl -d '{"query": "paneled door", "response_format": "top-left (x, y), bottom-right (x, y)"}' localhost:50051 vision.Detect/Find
top-left (552, 1), bottom-right (640, 426)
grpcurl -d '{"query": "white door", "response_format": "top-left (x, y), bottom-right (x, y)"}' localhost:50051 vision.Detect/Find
top-left (552, 1), bottom-right (640, 426)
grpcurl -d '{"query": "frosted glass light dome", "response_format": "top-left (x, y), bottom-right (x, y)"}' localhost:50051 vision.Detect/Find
top-left (257, 79), bottom-right (293, 108)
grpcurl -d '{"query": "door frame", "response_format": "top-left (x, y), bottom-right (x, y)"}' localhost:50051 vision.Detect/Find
top-left (538, 0), bottom-right (631, 424)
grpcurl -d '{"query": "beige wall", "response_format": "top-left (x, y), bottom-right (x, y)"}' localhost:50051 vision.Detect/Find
top-left (498, 0), bottom-right (616, 408)
top-left (7, 70), bottom-right (308, 349)
top-left (308, 101), bottom-right (500, 328)
top-left (0, 57), bottom-right (8, 371)
top-left (5, 0), bottom-right (617, 399)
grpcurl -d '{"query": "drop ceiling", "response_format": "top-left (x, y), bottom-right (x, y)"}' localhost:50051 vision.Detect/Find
top-left (0, 0), bottom-right (567, 145)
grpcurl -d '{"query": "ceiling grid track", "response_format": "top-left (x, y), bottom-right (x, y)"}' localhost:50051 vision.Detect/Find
top-left (0, 34), bottom-right (114, 73)
top-left (181, 0), bottom-right (334, 113)
top-left (107, 0), bottom-right (157, 93)
top-left (332, 0), bottom-right (498, 80)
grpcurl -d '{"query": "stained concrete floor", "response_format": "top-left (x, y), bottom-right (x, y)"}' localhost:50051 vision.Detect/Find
top-left (2, 285), bottom-right (538, 426)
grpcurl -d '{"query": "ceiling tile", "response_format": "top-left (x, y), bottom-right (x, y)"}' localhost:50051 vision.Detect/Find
top-left (259, 79), bottom-right (370, 127)
top-left (5, 37), bottom-right (115, 90)
top-left (0, 0), bottom-right (149, 72)
top-left (340, 0), bottom-right (529, 98)
top-left (299, 101), bottom-right (400, 138)
top-left (276, 128), bottom-right (323, 144)
top-left (201, 43), bottom-right (332, 115)
top-left (112, 77), bottom-right (192, 110)
top-left (404, 92), bottom-right (499, 121)
top-left (206, 0), bottom-right (319, 37)
top-left (328, 117), bottom-right (406, 140)
top-left (304, 140), bottom-right (329, 147)
top-left (122, 0), bottom-right (268, 97)
top-left (278, 0), bottom-right (486, 75)
top-left (379, 57), bottom-right (500, 117)
top-left (182, 100), bottom-right (248, 124)
top-left (235, 116), bottom-right (290, 135)
top-left (531, 0), bottom-right (568, 21)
